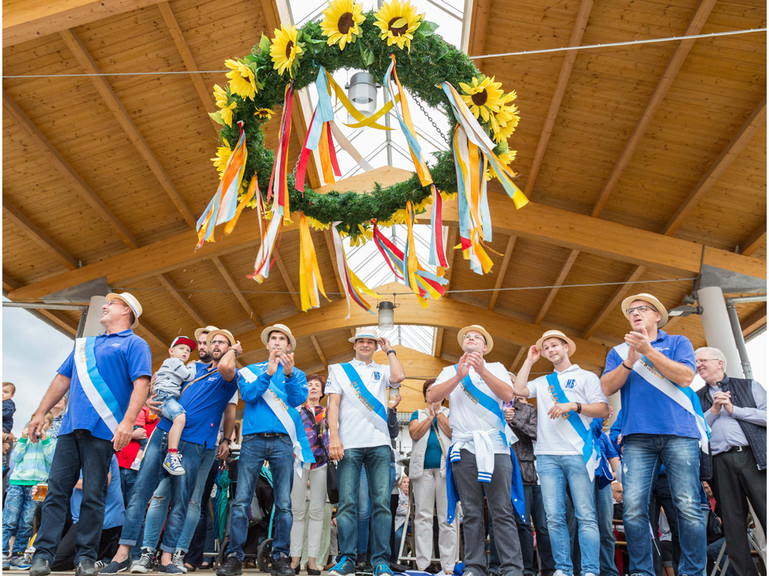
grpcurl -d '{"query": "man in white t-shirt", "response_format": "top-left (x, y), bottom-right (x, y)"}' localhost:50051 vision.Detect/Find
top-left (428, 325), bottom-right (523, 576)
top-left (513, 330), bottom-right (609, 576)
top-left (326, 328), bottom-right (405, 576)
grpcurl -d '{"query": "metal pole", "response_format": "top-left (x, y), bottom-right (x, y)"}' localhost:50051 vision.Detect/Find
top-left (725, 298), bottom-right (754, 379)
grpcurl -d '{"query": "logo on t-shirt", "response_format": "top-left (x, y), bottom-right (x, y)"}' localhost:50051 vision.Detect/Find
top-left (564, 379), bottom-right (576, 389)
top-left (110, 342), bottom-right (121, 348)
top-left (373, 372), bottom-right (382, 381)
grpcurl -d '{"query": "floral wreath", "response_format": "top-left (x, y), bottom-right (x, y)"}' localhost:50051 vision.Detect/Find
top-left (198, 0), bottom-right (527, 312)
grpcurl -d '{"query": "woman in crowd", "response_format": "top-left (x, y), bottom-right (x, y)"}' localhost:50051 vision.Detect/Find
top-left (290, 374), bottom-right (329, 575)
top-left (408, 378), bottom-right (456, 576)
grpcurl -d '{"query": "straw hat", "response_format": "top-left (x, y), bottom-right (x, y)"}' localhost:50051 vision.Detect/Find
top-left (457, 325), bottom-right (494, 353)
top-left (621, 293), bottom-right (668, 327)
top-left (261, 324), bottom-right (297, 350)
top-left (194, 325), bottom-right (219, 342)
top-left (535, 330), bottom-right (576, 357)
top-left (206, 329), bottom-right (236, 348)
top-left (105, 292), bottom-right (142, 329)
top-left (348, 327), bottom-right (379, 343)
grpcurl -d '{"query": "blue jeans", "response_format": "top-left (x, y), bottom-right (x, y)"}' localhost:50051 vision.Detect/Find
top-left (33, 431), bottom-right (113, 565)
top-left (228, 433), bottom-right (294, 559)
top-left (337, 445), bottom-right (392, 567)
top-left (622, 434), bottom-right (705, 576)
top-left (120, 429), bottom-right (205, 554)
top-left (156, 391), bottom-right (185, 422)
top-left (538, 454), bottom-right (600, 575)
top-left (357, 465), bottom-right (370, 557)
top-left (119, 467), bottom-right (138, 508)
top-left (595, 482), bottom-right (618, 576)
top-left (3, 485), bottom-right (37, 556)
top-left (143, 447), bottom-right (217, 552)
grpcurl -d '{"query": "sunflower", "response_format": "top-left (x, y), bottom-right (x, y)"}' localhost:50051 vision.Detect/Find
top-left (212, 84), bottom-right (237, 126)
top-left (490, 90), bottom-right (520, 143)
top-left (321, 0), bottom-right (365, 50)
top-left (211, 140), bottom-right (232, 175)
top-left (489, 147), bottom-right (517, 180)
top-left (373, 0), bottom-right (423, 51)
top-left (270, 24), bottom-right (303, 77)
top-left (254, 108), bottom-right (274, 120)
top-left (459, 75), bottom-right (504, 123)
top-left (224, 59), bottom-right (258, 100)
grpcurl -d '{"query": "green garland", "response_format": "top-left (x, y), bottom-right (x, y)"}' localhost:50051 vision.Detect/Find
top-left (212, 9), bottom-right (506, 238)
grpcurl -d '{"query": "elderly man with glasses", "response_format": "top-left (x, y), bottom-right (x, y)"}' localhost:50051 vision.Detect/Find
top-left (695, 346), bottom-right (766, 576)
top-left (601, 293), bottom-right (706, 576)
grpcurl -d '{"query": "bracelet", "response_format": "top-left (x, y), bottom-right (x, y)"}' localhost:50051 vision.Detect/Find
top-left (621, 362), bottom-right (632, 370)
top-left (232, 349), bottom-right (240, 357)
top-left (575, 402), bottom-right (582, 414)
top-left (221, 438), bottom-right (231, 444)
top-left (387, 349), bottom-right (397, 356)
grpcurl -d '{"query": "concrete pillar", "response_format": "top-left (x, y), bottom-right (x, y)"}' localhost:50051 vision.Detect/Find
top-left (698, 286), bottom-right (743, 378)
top-left (77, 295), bottom-right (108, 337)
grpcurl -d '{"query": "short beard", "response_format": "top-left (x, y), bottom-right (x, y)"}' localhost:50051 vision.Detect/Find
top-left (210, 348), bottom-right (227, 361)
top-left (199, 351), bottom-right (212, 363)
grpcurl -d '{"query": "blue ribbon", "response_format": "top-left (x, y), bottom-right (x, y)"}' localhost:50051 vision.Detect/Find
top-left (84, 337), bottom-right (124, 424)
top-left (340, 363), bottom-right (388, 423)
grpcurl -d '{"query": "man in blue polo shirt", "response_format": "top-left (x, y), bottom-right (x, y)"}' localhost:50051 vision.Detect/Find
top-left (218, 323), bottom-right (307, 576)
top-left (601, 293), bottom-right (705, 576)
top-left (104, 328), bottom-right (240, 574)
top-left (28, 292), bottom-right (152, 576)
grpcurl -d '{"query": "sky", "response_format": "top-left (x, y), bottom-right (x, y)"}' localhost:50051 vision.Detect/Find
top-left (2, 303), bottom-right (766, 437)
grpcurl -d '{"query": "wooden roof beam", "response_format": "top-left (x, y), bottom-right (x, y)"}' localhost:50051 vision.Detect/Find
top-left (155, 273), bottom-right (206, 327)
top-left (310, 335), bottom-right (328, 368)
top-left (534, 249), bottom-right (580, 325)
top-left (3, 275), bottom-right (79, 336)
top-left (591, 0), bottom-right (717, 217)
top-left (275, 253), bottom-right (302, 310)
top-left (3, 0), bottom-right (165, 47)
top-left (740, 226), bottom-right (766, 257)
top-left (664, 98), bottom-right (767, 236)
top-left (743, 308), bottom-right (767, 338)
top-left (3, 92), bottom-right (138, 249)
top-left (523, 0), bottom-right (593, 200)
top-left (157, 2), bottom-right (217, 133)
top-left (59, 29), bottom-right (197, 228)
top-left (465, 0), bottom-right (491, 57)
top-left (3, 201), bottom-right (79, 270)
top-left (211, 257), bottom-right (263, 327)
top-left (488, 235), bottom-right (517, 311)
top-left (10, 195), bottom-right (766, 303)
top-left (581, 266), bottom-right (647, 340)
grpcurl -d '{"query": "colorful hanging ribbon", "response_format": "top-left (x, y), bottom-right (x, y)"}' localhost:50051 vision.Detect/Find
top-left (296, 68), bottom-right (342, 192)
top-left (248, 180), bottom-right (282, 283)
top-left (330, 223), bottom-right (380, 317)
top-left (268, 83), bottom-right (295, 223)
top-left (224, 174), bottom-right (259, 236)
top-left (372, 206), bottom-right (447, 308)
top-left (324, 71), bottom-right (399, 131)
top-left (383, 55), bottom-right (432, 186)
top-left (428, 186), bottom-right (449, 269)
top-left (196, 121), bottom-right (247, 249)
top-left (298, 213), bottom-right (329, 311)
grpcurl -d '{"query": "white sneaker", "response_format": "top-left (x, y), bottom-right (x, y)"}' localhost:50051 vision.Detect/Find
top-left (172, 551), bottom-right (187, 573)
top-left (131, 548), bottom-right (155, 574)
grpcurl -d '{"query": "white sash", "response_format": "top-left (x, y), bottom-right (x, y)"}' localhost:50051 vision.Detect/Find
top-left (615, 343), bottom-right (709, 452)
top-left (74, 337), bottom-right (123, 434)
top-left (329, 364), bottom-right (389, 439)
top-left (239, 366), bottom-right (313, 474)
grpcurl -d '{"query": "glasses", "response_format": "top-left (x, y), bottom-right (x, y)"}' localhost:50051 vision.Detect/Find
top-left (696, 358), bottom-right (721, 364)
top-left (210, 339), bottom-right (229, 346)
top-left (626, 305), bottom-right (657, 315)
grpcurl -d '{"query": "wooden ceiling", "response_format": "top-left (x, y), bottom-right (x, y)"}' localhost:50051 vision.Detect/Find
top-left (3, 0), bottom-right (766, 401)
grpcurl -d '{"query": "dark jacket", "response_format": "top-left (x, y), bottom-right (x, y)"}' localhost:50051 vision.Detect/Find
top-left (697, 376), bottom-right (766, 470)
top-left (508, 399), bottom-right (538, 485)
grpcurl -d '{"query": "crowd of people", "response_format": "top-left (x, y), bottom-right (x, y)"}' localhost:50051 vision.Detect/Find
top-left (1, 291), bottom-right (765, 576)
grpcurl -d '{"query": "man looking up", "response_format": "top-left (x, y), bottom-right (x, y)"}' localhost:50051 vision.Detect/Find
top-left (218, 324), bottom-right (308, 576)
top-left (327, 329), bottom-right (405, 576)
top-left (28, 292), bottom-right (151, 576)
top-left (696, 346), bottom-right (766, 576)
top-left (105, 328), bottom-right (240, 574)
top-left (428, 325), bottom-right (524, 576)
top-left (514, 330), bottom-right (609, 576)
top-left (601, 293), bottom-right (705, 576)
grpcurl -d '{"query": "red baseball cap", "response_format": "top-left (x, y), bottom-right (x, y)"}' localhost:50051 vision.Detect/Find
top-left (170, 336), bottom-right (197, 351)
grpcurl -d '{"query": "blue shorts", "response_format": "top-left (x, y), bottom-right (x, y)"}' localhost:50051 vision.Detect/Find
top-left (155, 389), bottom-right (186, 422)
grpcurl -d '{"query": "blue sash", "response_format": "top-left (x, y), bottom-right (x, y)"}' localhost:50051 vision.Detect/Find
top-left (340, 363), bottom-right (388, 423)
top-left (546, 372), bottom-right (610, 486)
top-left (74, 337), bottom-right (124, 433)
top-left (457, 366), bottom-right (507, 445)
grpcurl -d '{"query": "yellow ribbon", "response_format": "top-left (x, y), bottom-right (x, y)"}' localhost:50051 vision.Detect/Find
top-left (299, 213), bottom-right (329, 311)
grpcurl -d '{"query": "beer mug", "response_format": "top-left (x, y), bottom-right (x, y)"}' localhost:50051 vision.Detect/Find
top-left (32, 482), bottom-right (48, 502)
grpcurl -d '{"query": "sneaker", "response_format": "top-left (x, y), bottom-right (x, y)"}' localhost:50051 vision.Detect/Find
top-left (100, 557), bottom-right (132, 574)
top-left (75, 559), bottom-right (98, 576)
top-left (172, 551), bottom-right (188, 574)
top-left (3, 555), bottom-right (10, 570)
top-left (131, 549), bottom-right (155, 574)
top-left (216, 555), bottom-right (242, 576)
top-left (10, 554), bottom-right (32, 569)
top-left (329, 556), bottom-right (355, 576)
top-left (271, 555), bottom-right (294, 576)
top-left (163, 452), bottom-right (185, 475)
top-left (29, 557), bottom-right (51, 576)
top-left (373, 565), bottom-right (394, 576)
top-left (95, 560), bottom-right (108, 572)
